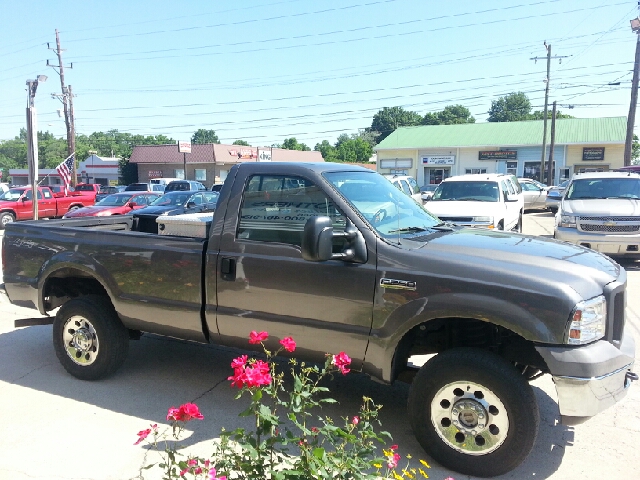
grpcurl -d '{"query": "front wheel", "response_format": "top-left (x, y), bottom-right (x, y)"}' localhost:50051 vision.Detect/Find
top-left (408, 348), bottom-right (539, 477)
top-left (53, 295), bottom-right (129, 380)
top-left (513, 212), bottom-right (523, 233)
top-left (0, 212), bottom-right (15, 229)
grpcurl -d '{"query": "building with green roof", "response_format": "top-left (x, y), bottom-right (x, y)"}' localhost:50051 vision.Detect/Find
top-left (374, 117), bottom-right (626, 186)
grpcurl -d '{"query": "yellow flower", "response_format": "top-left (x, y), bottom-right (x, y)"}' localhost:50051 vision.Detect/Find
top-left (373, 463), bottom-right (382, 469)
top-left (419, 459), bottom-right (430, 468)
top-left (402, 468), bottom-right (414, 479)
top-left (392, 472), bottom-right (403, 480)
top-left (419, 468), bottom-right (429, 478)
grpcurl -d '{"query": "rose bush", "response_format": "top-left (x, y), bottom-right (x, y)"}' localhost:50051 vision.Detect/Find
top-left (135, 331), bottom-right (442, 480)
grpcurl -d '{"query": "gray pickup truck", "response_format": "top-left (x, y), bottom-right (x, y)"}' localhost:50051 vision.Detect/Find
top-left (1, 162), bottom-right (636, 477)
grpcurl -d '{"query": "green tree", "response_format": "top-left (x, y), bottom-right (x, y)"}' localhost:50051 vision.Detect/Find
top-left (232, 139), bottom-right (250, 146)
top-left (191, 129), bottom-right (219, 144)
top-left (633, 134), bottom-right (640, 164)
top-left (368, 106), bottom-right (422, 143)
top-left (529, 110), bottom-right (574, 120)
top-left (314, 140), bottom-right (337, 162)
top-left (281, 137), bottom-right (310, 151)
top-left (423, 104), bottom-right (475, 125)
top-left (487, 92), bottom-right (532, 122)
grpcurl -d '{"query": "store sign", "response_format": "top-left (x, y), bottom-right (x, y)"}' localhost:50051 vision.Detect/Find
top-left (148, 170), bottom-right (163, 178)
top-left (582, 147), bottom-right (604, 161)
top-left (178, 141), bottom-right (192, 153)
top-left (258, 148), bottom-right (272, 162)
top-left (479, 150), bottom-right (517, 160)
top-left (422, 155), bottom-right (455, 165)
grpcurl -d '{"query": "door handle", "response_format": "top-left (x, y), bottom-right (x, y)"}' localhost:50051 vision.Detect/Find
top-left (220, 257), bottom-right (236, 281)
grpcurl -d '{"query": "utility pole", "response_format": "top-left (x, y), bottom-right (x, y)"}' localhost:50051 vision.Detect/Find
top-left (48, 29), bottom-right (77, 185)
top-left (625, 23), bottom-right (640, 166)
top-left (548, 101), bottom-right (557, 185)
top-left (530, 43), bottom-right (568, 183)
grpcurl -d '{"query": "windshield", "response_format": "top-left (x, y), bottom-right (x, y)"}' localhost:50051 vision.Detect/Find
top-left (565, 178), bottom-right (640, 200)
top-left (150, 192), bottom-right (192, 206)
top-left (0, 188), bottom-right (25, 201)
top-left (323, 171), bottom-right (441, 237)
top-left (430, 181), bottom-right (500, 202)
top-left (95, 194), bottom-right (134, 206)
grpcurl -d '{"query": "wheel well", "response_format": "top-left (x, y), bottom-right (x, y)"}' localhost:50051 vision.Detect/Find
top-left (391, 317), bottom-right (549, 383)
top-left (42, 268), bottom-right (109, 312)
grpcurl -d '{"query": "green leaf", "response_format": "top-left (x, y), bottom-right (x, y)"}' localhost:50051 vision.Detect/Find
top-left (313, 447), bottom-right (326, 459)
top-left (252, 389), bottom-right (263, 402)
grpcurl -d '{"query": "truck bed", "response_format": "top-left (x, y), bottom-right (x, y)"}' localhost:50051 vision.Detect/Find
top-left (2, 216), bottom-right (210, 342)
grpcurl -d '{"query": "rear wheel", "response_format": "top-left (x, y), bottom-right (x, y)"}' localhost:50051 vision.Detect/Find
top-left (408, 348), bottom-right (539, 477)
top-left (53, 295), bottom-right (129, 380)
top-left (0, 212), bottom-right (15, 229)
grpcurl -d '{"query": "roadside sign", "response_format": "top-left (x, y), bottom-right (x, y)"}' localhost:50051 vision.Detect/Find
top-left (178, 141), bottom-right (192, 153)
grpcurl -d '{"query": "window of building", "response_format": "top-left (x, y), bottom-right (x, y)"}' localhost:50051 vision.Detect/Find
top-left (506, 161), bottom-right (517, 176)
top-left (465, 168), bottom-right (487, 174)
top-left (380, 158), bottom-right (413, 170)
top-left (237, 174), bottom-right (345, 247)
top-left (174, 169), bottom-right (185, 179)
top-left (195, 169), bottom-right (206, 181)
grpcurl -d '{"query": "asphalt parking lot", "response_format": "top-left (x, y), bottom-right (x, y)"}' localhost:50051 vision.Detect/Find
top-left (0, 213), bottom-right (639, 480)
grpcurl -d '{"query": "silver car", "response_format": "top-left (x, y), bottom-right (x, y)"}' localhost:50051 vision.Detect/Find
top-left (554, 172), bottom-right (640, 257)
top-left (545, 180), bottom-right (569, 213)
top-left (518, 178), bottom-right (548, 211)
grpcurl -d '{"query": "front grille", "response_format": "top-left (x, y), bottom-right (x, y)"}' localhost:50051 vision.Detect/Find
top-left (580, 224), bottom-right (640, 233)
top-left (580, 216), bottom-right (638, 222)
top-left (439, 216), bottom-right (473, 222)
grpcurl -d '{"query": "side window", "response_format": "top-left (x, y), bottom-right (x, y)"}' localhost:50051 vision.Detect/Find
top-left (43, 189), bottom-right (52, 199)
top-left (399, 180), bottom-right (412, 196)
top-left (505, 179), bottom-right (516, 195)
top-left (407, 177), bottom-right (420, 194)
top-left (500, 181), bottom-right (510, 200)
top-left (237, 174), bottom-right (345, 247)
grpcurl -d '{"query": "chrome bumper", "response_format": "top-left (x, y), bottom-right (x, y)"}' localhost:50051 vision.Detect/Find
top-left (537, 332), bottom-right (636, 425)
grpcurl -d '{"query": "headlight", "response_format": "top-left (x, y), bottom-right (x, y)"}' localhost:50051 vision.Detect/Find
top-left (559, 214), bottom-right (576, 228)
top-left (567, 295), bottom-right (606, 345)
top-left (473, 216), bottom-right (492, 222)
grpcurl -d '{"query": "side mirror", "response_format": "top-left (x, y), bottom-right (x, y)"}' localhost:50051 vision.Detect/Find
top-left (186, 201), bottom-right (196, 209)
top-left (302, 216), bottom-right (334, 262)
top-left (127, 201), bottom-right (137, 208)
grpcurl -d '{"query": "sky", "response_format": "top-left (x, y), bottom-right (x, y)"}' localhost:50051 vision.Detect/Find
top-left (1, 0), bottom-right (638, 149)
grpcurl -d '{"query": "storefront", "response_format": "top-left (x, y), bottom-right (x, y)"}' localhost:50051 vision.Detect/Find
top-left (421, 155), bottom-right (455, 184)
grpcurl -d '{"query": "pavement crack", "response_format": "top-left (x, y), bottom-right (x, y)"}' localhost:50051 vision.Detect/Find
top-left (192, 376), bottom-right (228, 402)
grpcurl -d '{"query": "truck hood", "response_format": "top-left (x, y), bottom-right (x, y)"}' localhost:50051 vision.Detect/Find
top-left (408, 227), bottom-right (620, 299)
top-left (562, 198), bottom-right (640, 216)
top-left (64, 205), bottom-right (129, 217)
top-left (425, 200), bottom-right (503, 217)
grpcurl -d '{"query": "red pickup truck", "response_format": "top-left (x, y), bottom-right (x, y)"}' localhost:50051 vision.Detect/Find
top-left (0, 186), bottom-right (94, 228)
top-left (71, 183), bottom-right (101, 201)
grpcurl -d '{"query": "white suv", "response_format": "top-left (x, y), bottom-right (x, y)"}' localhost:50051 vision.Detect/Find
top-left (424, 174), bottom-right (524, 231)
top-left (384, 175), bottom-right (424, 204)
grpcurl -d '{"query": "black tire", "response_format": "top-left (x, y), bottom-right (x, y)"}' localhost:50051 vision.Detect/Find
top-left (53, 295), bottom-right (129, 380)
top-left (408, 348), bottom-right (539, 477)
top-left (0, 212), bottom-right (15, 229)
top-left (497, 221), bottom-right (504, 231)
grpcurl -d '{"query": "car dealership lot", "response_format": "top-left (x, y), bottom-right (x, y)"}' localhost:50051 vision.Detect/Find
top-left (1, 217), bottom-right (639, 480)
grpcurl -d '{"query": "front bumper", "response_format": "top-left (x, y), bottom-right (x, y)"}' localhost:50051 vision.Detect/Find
top-left (535, 331), bottom-right (636, 425)
top-left (545, 196), bottom-right (561, 209)
top-left (554, 226), bottom-right (640, 256)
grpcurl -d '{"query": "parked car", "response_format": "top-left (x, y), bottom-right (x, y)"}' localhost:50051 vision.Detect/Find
top-left (165, 180), bottom-right (207, 192)
top-left (0, 182), bottom-right (10, 194)
top-left (554, 171), bottom-right (640, 256)
top-left (384, 174), bottom-right (423, 204)
top-left (425, 173), bottom-right (524, 231)
top-left (131, 190), bottom-right (219, 233)
top-left (125, 183), bottom-right (153, 192)
top-left (62, 192), bottom-right (160, 218)
top-left (71, 183), bottom-right (100, 201)
top-left (0, 186), bottom-right (92, 227)
top-left (517, 178), bottom-right (548, 211)
top-left (149, 177), bottom-right (182, 190)
top-left (48, 185), bottom-right (70, 198)
top-left (95, 185), bottom-right (125, 203)
top-left (545, 179), bottom-right (570, 213)
top-left (210, 183), bottom-right (224, 192)
top-left (419, 184), bottom-right (438, 202)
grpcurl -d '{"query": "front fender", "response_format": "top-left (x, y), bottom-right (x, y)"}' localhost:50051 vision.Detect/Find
top-left (362, 293), bottom-right (561, 382)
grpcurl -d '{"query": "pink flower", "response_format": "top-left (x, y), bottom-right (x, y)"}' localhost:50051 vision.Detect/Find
top-left (228, 359), bottom-right (272, 388)
top-left (209, 467), bottom-right (227, 480)
top-left (352, 416), bottom-right (359, 425)
top-left (249, 331), bottom-right (268, 344)
top-left (332, 351), bottom-right (352, 375)
top-left (387, 452), bottom-right (401, 469)
top-left (167, 403), bottom-right (204, 422)
top-left (230, 355), bottom-right (248, 369)
top-left (134, 428), bottom-right (151, 445)
top-left (390, 444), bottom-right (398, 451)
top-left (279, 336), bottom-right (296, 352)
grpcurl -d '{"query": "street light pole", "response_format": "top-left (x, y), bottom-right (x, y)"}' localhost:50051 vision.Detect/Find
top-left (25, 75), bottom-right (47, 221)
top-left (625, 19), bottom-right (640, 166)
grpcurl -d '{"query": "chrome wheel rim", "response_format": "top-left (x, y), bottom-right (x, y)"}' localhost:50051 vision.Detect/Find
top-left (1, 215), bottom-right (13, 227)
top-left (62, 315), bottom-right (99, 366)
top-left (431, 381), bottom-right (509, 456)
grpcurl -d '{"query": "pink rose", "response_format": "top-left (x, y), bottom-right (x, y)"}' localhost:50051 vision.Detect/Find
top-left (279, 336), bottom-right (296, 352)
top-left (387, 452), bottom-right (401, 469)
top-left (134, 428), bottom-right (151, 445)
top-left (352, 416), bottom-right (359, 425)
top-left (209, 467), bottom-right (227, 480)
top-left (231, 355), bottom-right (248, 369)
top-left (249, 331), bottom-right (268, 344)
top-left (166, 407), bottom-right (181, 422)
top-left (180, 403), bottom-right (204, 421)
top-left (331, 351), bottom-right (352, 375)
top-left (390, 444), bottom-right (398, 451)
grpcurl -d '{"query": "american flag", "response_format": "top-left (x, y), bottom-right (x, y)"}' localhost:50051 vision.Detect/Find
top-left (56, 153), bottom-right (75, 196)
